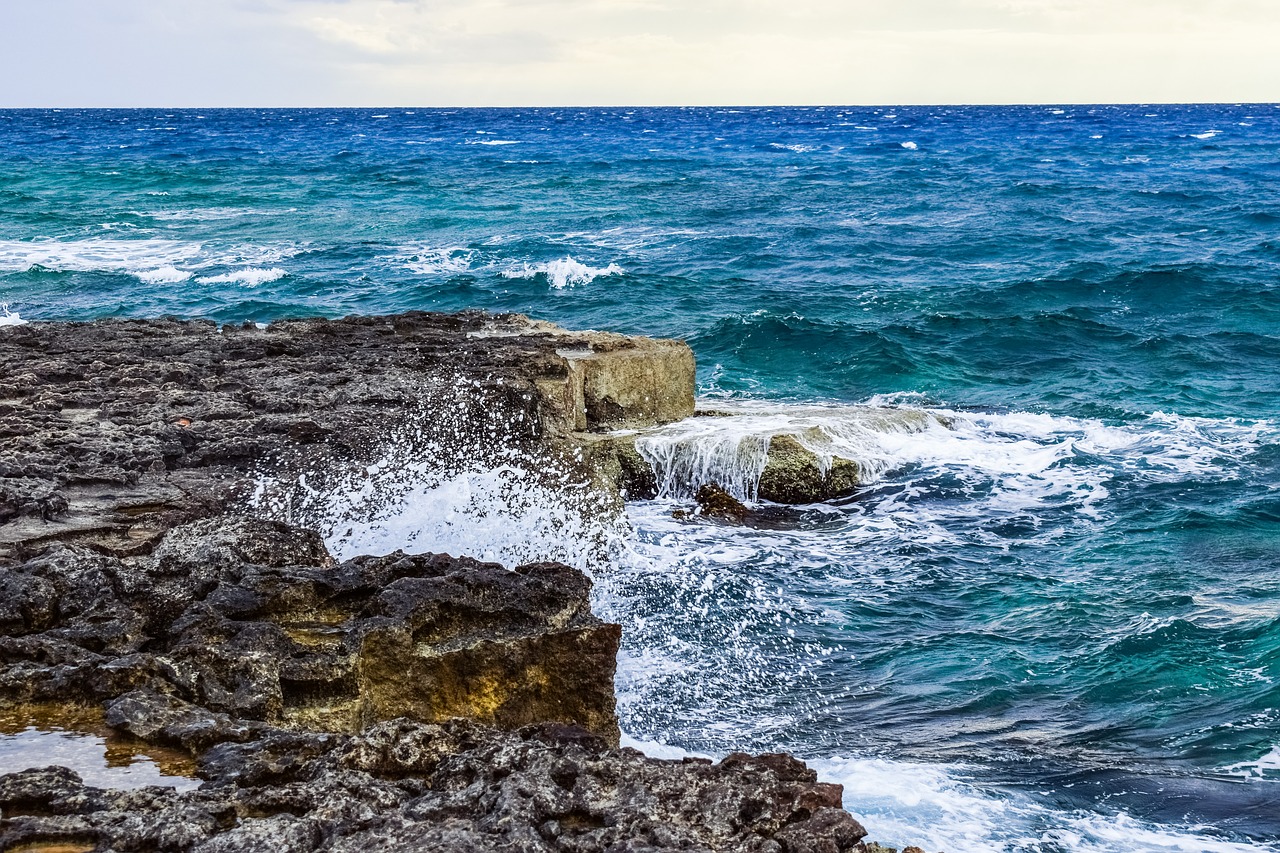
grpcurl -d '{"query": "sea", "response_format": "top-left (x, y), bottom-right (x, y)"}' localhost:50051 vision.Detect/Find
top-left (2, 105), bottom-right (1280, 852)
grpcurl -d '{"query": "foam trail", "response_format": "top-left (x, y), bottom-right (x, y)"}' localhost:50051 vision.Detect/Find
top-left (0, 238), bottom-right (304, 283)
top-left (0, 238), bottom-right (202, 276)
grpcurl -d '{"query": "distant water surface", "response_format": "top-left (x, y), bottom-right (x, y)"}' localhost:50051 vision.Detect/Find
top-left (2, 105), bottom-right (1280, 851)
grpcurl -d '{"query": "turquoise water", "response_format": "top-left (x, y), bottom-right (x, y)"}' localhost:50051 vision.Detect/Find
top-left (3, 106), bottom-right (1280, 850)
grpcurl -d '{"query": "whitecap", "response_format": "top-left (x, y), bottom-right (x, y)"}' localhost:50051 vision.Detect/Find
top-left (136, 266), bottom-right (193, 284)
top-left (194, 267), bottom-right (287, 287)
top-left (0, 303), bottom-right (27, 326)
top-left (465, 139), bottom-right (521, 146)
top-left (900, 141), bottom-right (918, 150)
top-left (501, 257), bottom-right (624, 289)
top-left (395, 246), bottom-right (474, 276)
top-left (1191, 130), bottom-right (1222, 140)
top-left (768, 142), bottom-right (817, 153)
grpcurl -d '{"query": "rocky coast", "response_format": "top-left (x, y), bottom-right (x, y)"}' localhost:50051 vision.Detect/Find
top-left (0, 312), bottom-right (918, 853)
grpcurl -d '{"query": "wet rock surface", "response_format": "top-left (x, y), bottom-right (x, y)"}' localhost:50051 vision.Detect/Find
top-left (0, 312), bottom-right (913, 852)
top-left (0, 718), bottom-right (872, 853)
top-left (0, 311), bottom-right (693, 564)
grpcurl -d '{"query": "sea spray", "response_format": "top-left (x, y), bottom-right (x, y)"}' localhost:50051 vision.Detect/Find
top-left (249, 375), bottom-right (630, 573)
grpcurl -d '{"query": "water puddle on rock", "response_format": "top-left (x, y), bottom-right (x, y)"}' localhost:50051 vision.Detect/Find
top-left (0, 704), bottom-right (200, 791)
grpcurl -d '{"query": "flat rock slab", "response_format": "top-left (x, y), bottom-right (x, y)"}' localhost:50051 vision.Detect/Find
top-left (0, 311), bottom-right (694, 563)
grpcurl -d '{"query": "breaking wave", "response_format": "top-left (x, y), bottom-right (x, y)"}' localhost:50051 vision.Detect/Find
top-left (501, 257), bottom-right (624, 289)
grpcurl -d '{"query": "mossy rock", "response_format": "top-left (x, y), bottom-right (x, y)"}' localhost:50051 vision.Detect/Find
top-left (757, 434), bottom-right (862, 504)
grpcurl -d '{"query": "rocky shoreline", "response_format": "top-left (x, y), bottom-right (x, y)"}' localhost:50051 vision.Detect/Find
top-left (0, 312), bottom-right (922, 852)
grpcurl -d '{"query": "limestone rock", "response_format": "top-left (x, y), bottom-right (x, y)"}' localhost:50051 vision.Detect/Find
top-left (0, 517), bottom-right (620, 743)
top-left (0, 718), bottom-right (870, 853)
top-left (0, 312), bottom-right (695, 564)
top-left (757, 434), bottom-right (862, 504)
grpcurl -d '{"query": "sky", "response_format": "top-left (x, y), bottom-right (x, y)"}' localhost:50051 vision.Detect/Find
top-left (3, 0), bottom-right (1278, 107)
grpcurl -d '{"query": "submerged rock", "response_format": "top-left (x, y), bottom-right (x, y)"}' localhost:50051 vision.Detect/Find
top-left (694, 483), bottom-right (750, 523)
top-left (758, 434), bottom-right (863, 504)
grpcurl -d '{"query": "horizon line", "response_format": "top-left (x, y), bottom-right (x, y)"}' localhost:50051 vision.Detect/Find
top-left (3, 101), bottom-right (1278, 111)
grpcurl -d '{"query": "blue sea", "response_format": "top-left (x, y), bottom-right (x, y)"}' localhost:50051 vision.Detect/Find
top-left (3, 105), bottom-right (1280, 851)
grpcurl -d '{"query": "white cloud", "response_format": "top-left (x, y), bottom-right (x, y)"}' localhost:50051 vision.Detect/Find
top-left (0, 0), bottom-right (1276, 105)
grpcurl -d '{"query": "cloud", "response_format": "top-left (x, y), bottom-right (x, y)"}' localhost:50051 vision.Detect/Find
top-left (0, 0), bottom-right (1276, 106)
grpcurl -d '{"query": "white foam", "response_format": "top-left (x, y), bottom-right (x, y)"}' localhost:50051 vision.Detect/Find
top-left (900, 141), bottom-right (919, 150)
top-left (0, 238), bottom-right (203, 275)
top-left (631, 400), bottom-right (1273, 513)
top-left (0, 238), bottom-right (303, 284)
top-left (813, 756), bottom-right (1274, 853)
top-left (465, 138), bottom-right (521, 145)
top-left (310, 463), bottom-right (622, 570)
top-left (619, 733), bottom-right (712, 761)
top-left (145, 207), bottom-right (270, 222)
top-left (1191, 130), bottom-right (1222, 140)
top-left (768, 142), bottom-right (817, 153)
top-left (501, 257), bottom-right (624, 289)
top-left (0, 304), bottom-right (26, 326)
top-left (194, 267), bottom-right (287, 287)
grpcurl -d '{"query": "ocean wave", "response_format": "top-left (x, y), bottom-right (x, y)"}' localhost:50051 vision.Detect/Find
top-left (768, 142), bottom-right (817, 153)
top-left (0, 238), bottom-right (203, 275)
top-left (194, 267), bottom-right (287, 287)
top-left (814, 755), bottom-right (1276, 853)
top-left (501, 257), bottom-right (624, 289)
top-left (135, 265), bottom-right (193, 284)
top-left (143, 207), bottom-right (272, 222)
top-left (630, 399), bottom-right (1273, 509)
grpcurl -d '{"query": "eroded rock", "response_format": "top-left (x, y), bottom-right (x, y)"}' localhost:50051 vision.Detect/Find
top-left (1, 517), bottom-right (620, 743)
top-left (0, 718), bottom-right (870, 853)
